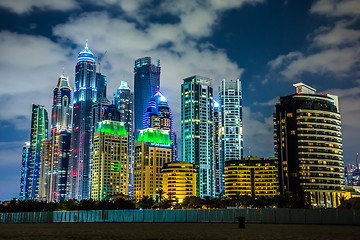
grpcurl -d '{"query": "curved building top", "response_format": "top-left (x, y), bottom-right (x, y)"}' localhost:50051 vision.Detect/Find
top-left (54, 74), bottom-right (72, 92)
top-left (77, 41), bottom-right (95, 63)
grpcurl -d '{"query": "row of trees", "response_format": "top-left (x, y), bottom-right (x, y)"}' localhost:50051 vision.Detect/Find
top-left (0, 191), bottom-right (314, 212)
top-left (1, 192), bottom-right (358, 212)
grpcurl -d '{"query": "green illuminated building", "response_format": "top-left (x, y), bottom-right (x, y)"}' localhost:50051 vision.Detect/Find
top-left (91, 120), bottom-right (129, 200)
top-left (134, 128), bottom-right (172, 201)
top-left (23, 104), bottom-right (49, 201)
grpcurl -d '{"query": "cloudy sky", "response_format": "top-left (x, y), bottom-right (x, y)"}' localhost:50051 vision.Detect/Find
top-left (1, 0), bottom-right (360, 200)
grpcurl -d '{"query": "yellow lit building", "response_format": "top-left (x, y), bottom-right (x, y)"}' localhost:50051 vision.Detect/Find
top-left (133, 128), bottom-right (172, 201)
top-left (91, 120), bottom-right (128, 201)
top-left (225, 157), bottom-right (278, 198)
top-left (161, 161), bottom-right (197, 203)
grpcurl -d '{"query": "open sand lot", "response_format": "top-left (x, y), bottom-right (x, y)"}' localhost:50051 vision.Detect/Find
top-left (0, 223), bottom-right (359, 240)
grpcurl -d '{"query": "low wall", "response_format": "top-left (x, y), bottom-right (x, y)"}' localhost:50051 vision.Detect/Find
top-left (0, 208), bottom-right (359, 225)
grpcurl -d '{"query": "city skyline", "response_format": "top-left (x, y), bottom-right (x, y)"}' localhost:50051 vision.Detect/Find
top-left (1, 0), bottom-right (360, 200)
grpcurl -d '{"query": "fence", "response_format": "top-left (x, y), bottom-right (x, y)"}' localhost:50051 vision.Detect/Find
top-left (0, 208), bottom-right (359, 225)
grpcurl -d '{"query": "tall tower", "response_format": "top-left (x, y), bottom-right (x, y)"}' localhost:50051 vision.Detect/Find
top-left (113, 80), bottom-right (133, 196)
top-left (143, 91), bottom-right (175, 161)
top-left (275, 83), bottom-right (345, 208)
top-left (218, 79), bottom-right (243, 194)
top-left (95, 72), bottom-right (107, 100)
top-left (213, 100), bottom-right (220, 194)
top-left (48, 74), bottom-right (73, 202)
top-left (70, 42), bottom-right (97, 200)
top-left (91, 120), bottom-right (129, 200)
top-left (181, 75), bottom-right (214, 198)
top-left (134, 57), bottom-right (160, 139)
top-left (24, 104), bottom-right (49, 200)
top-left (19, 142), bottom-right (30, 200)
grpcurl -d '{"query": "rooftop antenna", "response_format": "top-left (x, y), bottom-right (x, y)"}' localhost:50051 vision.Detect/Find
top-left (97, 50), bottom-right (107, 74)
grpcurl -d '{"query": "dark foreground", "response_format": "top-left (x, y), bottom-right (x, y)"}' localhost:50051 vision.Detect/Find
top-left (0, 223), bottom-right (359, 240)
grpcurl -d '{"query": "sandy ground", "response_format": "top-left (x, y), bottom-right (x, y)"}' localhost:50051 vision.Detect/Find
top-left (0, 223), bottom-right (359, 240)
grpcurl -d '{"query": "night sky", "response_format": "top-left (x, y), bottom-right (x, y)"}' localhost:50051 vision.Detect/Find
top-left (1, 0), bottom-right (359, 200)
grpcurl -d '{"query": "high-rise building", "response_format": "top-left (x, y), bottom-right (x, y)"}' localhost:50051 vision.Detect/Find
top-left (143, 91), bottom-right (175, 161)
top-left (224, 157), bottom-right (278, 198)
top-left (161, 161), bottom-right (197, 203)
top-left (133, 128), bottom-right (172, 201)
top-left (104, 104), bottom-right (120, 121)
top-left (274, 83), bottom-right (345, 208)
top-left (39, 139), bottom-right (51, 201)
top-left (96, 72), bottom-right (107, 100)
top-left (91, 120), bottom-right (129, 201)
top-left (92, 97), bottom-right (111, 132)
top-left (56, 130), bottom-right (71, 201)
top-left (23, 104), bottom-right (49, 200)
top-left (19, 142), bottom-right (30, 200)
top-left (181, 75), bottom-right (214, 198)
top-left (134, 57), bottom-right (160, 139)
top-left (70, 42), bottom-right (97, 200)
top-left (113, 80), bottom-right (134, 196)
top-left (48, 74), bottom-right (73, 202)
top-left (218, 79), bottom-right (243, 194)
top-left (213, 100), bottom-right (220, 194)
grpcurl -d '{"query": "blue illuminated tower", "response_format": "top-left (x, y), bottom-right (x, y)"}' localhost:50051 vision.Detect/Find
top-left (70, 42), bottom-right (97, 200)
top-left (134, 57), bottom-right (160, 139)
top-left (143, 91), bottom-right (175, 161)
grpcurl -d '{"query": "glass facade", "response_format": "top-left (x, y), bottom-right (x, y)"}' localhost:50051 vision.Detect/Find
top-left (218, 79), bottom-right (243, 194)
top-left (48, 74), bottom-right (73, 202)
top-left (24, 104), bottom-right (49, 200)
top-left (134, 57), bottom-right (160, 139)
top-left (70, 42), bottom-right (97, 200)
top-left (181, 75), bottom-right (214, 198)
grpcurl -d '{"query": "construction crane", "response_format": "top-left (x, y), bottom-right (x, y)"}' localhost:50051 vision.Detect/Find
top-left (97, 51), bottom-right (107, 74)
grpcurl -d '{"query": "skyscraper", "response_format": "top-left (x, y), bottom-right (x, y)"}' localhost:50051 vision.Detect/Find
top-left (113, 80), bottom-right (133, 196)
top-left (39, 139), bottom-right (51, 201)
top-left (133, 128), bottom-right (172, 201)
top-left (92, 97), bottom-right (111, 132)
top-left (96, 72), bottom-right (107, 100)
top-left (181, 75), bottom-right (214, 198)
top-left (48, 74), bottom-right (73, 202)
top-left (213, 100), bottom-right (220, 194)
top-left (19, 142), bottom-right (30, 200)
top-left (218, 79), bottom-right (243, 194)
top-left (143, 91), bottom-right (175, 161)
top-left (91, 120), bottom-right (129, 200)
top-left (56, 130), bottom-right (71, 201)
top-left (70, 42), bottom-right (97, 200)
top-left (23, 104), bottom-right (49, 200)
top-left (275, 83), bottom-right (345, 208)
top-left (134, 57), bottom-right (160, 139)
